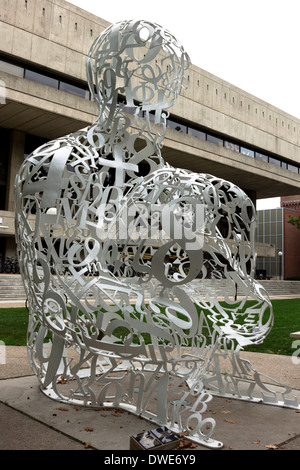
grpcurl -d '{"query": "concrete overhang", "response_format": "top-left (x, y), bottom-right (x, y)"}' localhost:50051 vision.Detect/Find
top-left (0, 70), bottom-right (96, 138)
top-left (1, 70), bottom-right (299, 200)
top-left (2, 97), bottom-right (299, 200)
top-left (0, 98), bottom-right (88, 139)
top-left (161, 129), bottom-right (300, 200)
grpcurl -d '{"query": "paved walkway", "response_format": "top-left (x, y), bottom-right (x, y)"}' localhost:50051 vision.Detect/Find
top-left (0, 346), bottom-right (299, 451)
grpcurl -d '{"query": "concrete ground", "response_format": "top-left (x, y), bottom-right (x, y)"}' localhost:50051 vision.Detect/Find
top-left (0, 346), bottom-right (299, 451)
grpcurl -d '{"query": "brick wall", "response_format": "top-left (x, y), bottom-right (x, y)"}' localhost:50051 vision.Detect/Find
top-left (281, 196), bottom-right (300, 279)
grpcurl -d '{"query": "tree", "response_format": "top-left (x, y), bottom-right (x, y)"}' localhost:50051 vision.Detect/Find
top-left (288, 215), bottom-right (300, 229)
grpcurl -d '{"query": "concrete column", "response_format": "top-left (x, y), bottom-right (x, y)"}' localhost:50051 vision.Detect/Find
top-left (6, 129), bottom-right (25, 212)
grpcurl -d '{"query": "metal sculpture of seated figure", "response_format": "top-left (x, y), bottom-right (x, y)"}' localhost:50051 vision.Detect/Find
top-left (14, 20), bottom-right (299, 449)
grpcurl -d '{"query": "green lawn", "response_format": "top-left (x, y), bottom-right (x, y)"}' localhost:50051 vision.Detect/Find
top-left (0, 307), bottom-right (29, 346)
top-left (0, 299), bottom-right (299, 356)
top-left (245, 298), bottom-right (300, 356)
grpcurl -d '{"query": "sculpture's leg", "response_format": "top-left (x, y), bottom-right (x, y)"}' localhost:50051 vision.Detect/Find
top-left (197, 345), bottom-right (300, 410)
top-left (35, 345), bottom-right (224, 449)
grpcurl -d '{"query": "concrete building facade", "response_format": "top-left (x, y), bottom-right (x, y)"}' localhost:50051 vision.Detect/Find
top-left (0, 0), bottom-right (300, 262)
top-left (256, 208), bottom-right (284, 280)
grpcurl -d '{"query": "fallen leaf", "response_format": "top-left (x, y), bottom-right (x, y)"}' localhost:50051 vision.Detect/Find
top-left (114, 408), bottom-right (125, 413)
top-left (224, 419), bottom-right (236, 424)
top-left (56, 407), bottom-right (68, 411)
top-left (252, 440), bottom-right (260, 445)
top-left (112, 412), bottom-right (122, 417)
top-left (57, 376), bottom-right (67, 384)
top-left (221, 410), bottom-right (232, 414)
top-left (177, 431), bottom-right (189, 438)
top-left (265, 444), bottom-right (279, 449)
top-left (84, 442), bottom-right (91, 449)
top-left (84, 427), bottom-right (94, 432)
top-left (177, 439), bottom-right (197, 449)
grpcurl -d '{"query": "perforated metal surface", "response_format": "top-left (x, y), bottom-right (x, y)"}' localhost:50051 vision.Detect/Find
top-left (14, 21), bottom-right (298, 449)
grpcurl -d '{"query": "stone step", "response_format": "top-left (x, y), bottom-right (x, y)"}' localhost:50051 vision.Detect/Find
top-left (0, 275), bottom-right (26, 301)
top-left (0, 275), bottom-right (299, 301)
top-left (0, 279), bottom-right (25, 285)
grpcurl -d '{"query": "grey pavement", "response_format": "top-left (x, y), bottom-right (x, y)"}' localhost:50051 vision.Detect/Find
top-left (0, 346), bottom-right (299, 451)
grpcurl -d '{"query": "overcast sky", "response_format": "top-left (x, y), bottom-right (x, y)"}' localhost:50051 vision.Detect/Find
top-left (68, 0), bottom-right (299, 209)
top-left (69, 0), bottom-right (300, 119)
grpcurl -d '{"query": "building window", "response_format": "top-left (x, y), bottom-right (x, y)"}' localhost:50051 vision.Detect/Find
top-left (241, 147), bottom-right (254, 157)
top-left (0, 60), bottom-right (24, 78)
top-left (255, 152), bottom-right (268, 162)
top-left (188, 128), bottom-right (206, 141)
top-left (25, 69), bottom-right (59, 89)
top-left (268, 157), bottom-right (281, 167)
top-left (224, 141), bottom-right (239, 152)
top-left (256, 208), bottom-right (283, 279)
top-left (59, 81), bottom-right (89, 99)
top-left (167, 120), bottom-right (187, 133)
top-left (207, 134), bottom-right (223, 147)
top-left (287, 163), bottom-right (298, 173)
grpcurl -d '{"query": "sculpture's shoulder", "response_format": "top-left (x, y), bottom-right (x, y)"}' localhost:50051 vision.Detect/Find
top-left (25, 128), bottom-right (89, 165)
top-left (16, 127), bottom-right (95, 182)
top-left (14, 127), bottom-right (93, 205)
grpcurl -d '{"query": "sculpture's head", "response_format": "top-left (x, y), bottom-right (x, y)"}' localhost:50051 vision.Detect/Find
top-left (87, 20), bottom-right (190, 122)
